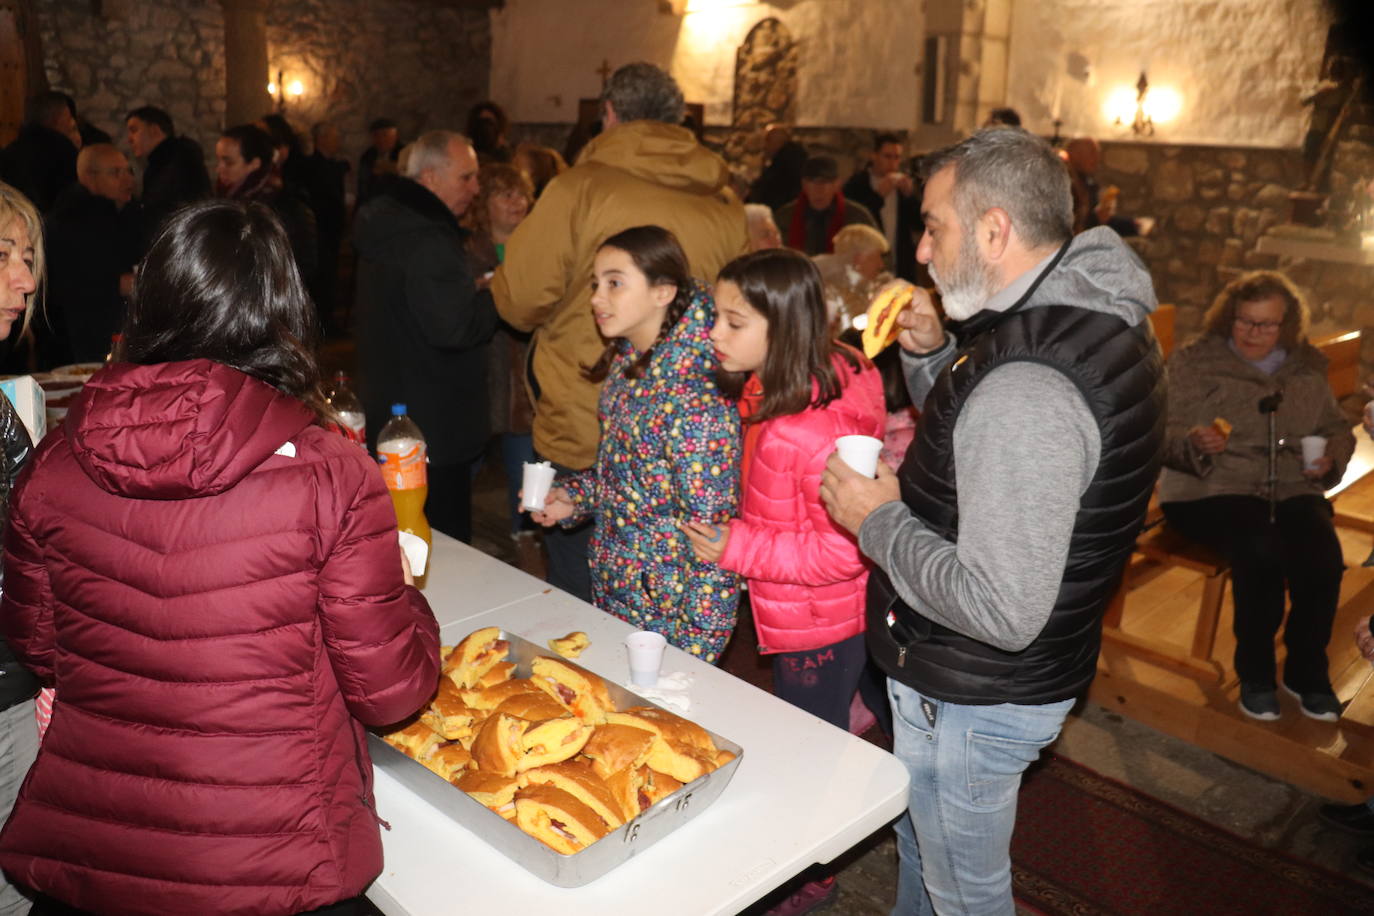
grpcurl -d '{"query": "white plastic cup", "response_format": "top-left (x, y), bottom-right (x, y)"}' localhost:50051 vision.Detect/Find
top-left (1301, 435), bottom-right (1327, 470)
top-left (835, 435), bottom-right (884, 478)
top-left (397, 530), bottom-right (429, 576)
top-left (625, 630), bottom-right (667, 688)
top-left (521, 461), bottom-right (557, 511)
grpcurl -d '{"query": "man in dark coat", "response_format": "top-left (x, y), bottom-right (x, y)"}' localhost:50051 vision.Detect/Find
top-left (45, 144), bottom-right (141, 364)
top-left (126, 106), bottom-right (210, 248)
top-left (301, 121), bottom-right (350, 332)
top-left (774, 155), bottom-right (877, 256)
top-left (353, 130), bottom-right (496, 543)
top-left (0, 91), bottom-right (80, 212)
top-left (842, 132), bottom-right (923, 281)
top-left (357, 117), bottom-right (400, 205)
top-left (746, 123), bottom-right (806, 210)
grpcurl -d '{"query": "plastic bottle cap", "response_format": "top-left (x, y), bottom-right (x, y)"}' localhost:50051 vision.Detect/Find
top-left (391, 403), bottom-right (406, 416)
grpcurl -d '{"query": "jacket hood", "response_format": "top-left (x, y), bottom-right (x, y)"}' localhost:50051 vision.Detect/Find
top-left (578, 121), bottom-right (731, 197)
top-left (66, 359), bottom-right (315, 499)
top-left (352, 176), bottom-right (463, 261)
top-left (1026, 226), bottom-right (1156, 325)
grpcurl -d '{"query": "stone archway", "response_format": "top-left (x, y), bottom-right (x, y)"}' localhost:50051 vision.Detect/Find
top-left (728, 17), bottom-right (798, 177)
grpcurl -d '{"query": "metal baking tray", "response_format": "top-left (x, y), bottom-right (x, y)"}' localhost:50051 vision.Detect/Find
top-left (368, 630), bottom-right (744, 887)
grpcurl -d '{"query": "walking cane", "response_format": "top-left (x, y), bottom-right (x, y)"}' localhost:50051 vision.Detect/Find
top-left (1258, 391), bottom-right (1283, 523)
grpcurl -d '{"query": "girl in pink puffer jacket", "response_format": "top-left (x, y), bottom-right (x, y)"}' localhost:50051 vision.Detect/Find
top-left (681, 248), bottom-right (888, 731)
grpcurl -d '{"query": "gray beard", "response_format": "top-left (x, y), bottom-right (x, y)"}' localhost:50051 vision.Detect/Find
top-left (928, 245), bottom-right (997, 321)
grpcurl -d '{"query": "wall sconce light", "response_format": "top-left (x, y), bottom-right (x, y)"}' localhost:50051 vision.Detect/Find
top-left (267, 69), bottom-right (306, 112)
top-left (1103, 72), bottom-right (1181, 136)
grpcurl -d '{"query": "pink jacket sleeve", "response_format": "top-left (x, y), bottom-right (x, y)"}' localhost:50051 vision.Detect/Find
top-left (317, 461), bottom-right (441, 727)
top-left (719, 434), bottom-right (868, 587)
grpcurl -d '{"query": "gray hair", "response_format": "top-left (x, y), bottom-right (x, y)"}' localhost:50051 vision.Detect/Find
top-left (921, 127), bottom-right (1072, 249)
top-left (601, 62), bottom-right (685, 125)
top-left (743, 203), bottom-right (774, 229)
top-left (403, 130), bottom-right (470, 179)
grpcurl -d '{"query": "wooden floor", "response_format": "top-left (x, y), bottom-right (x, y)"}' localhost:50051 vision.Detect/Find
top-left (1094, 471), bottom-right (1374, 803)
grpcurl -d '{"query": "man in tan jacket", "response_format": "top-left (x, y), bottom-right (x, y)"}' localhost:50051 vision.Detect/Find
top-left (492, 61), bottom-right (747, 600)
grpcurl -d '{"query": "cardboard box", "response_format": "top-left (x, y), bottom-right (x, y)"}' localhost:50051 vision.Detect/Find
top-left (0, 376), bottom-right (46, 444)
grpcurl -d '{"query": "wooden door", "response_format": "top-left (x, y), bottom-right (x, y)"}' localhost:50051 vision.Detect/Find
top-left (0, 0), bottom-right (28, 147)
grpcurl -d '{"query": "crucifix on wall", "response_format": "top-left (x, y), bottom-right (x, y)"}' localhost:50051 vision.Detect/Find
top-left (596, 58), bottom-right (612, 91)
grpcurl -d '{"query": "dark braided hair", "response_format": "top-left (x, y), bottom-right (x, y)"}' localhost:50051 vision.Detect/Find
top-left (583, 225), bottom-right (696, 383)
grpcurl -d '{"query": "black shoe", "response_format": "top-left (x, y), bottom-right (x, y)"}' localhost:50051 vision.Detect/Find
top-left (1320, 802), bottom-right (1374, 836)
top-left (1281, 681), bottom-right (1341, 722)
top-left (1238, 682), bottom-right (1280, 721)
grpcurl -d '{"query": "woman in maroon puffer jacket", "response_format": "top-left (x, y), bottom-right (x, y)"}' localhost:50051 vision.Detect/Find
top-left (0, 200), bottom-right (441, 916)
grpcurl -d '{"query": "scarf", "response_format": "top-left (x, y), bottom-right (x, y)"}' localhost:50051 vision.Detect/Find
top-left (787, 191), bottom-right (848, 253)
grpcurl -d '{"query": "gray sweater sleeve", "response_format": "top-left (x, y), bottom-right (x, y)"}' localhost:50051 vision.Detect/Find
top-left (858, 362), bottom-right (1102, 651)
top-left (900, 333), bottom-right (957, 409)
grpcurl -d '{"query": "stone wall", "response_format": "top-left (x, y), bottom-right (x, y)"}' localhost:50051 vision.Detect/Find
top-left (33, 0), bottom-right (489, 183)
top-left (490, 0), bottom-right (922, 129)
top-left (266, 0), bottom-right (490, 166)
top-left (1101, 139), bottom-right (1374, 371)
top-left (34, 0), bottom-right (227, 159)
top-left (1007, 0), bottom-right (1330, 147)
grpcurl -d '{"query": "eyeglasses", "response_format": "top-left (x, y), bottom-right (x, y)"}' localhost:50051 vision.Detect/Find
top-left (1234, 317), bottom-right (1282, 333)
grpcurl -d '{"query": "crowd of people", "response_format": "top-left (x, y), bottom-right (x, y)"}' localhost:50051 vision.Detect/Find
top-left (0, 58), bottom-right (1365, 916)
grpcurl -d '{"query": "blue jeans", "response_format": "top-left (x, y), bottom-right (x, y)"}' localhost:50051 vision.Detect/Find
top-left (887, 680), bottom-right (1073, 916)
top-left (0, 698), bottom-right (38, 915)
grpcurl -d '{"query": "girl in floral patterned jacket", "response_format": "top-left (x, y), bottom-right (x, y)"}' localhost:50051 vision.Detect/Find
top-left (531, 226), bottom-right (740, 662)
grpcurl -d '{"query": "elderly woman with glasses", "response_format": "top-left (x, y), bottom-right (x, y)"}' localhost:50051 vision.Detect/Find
top-left (1160, 270), bottom-right (1354, 723)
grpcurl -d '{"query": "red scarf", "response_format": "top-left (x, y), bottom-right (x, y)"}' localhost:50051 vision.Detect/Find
top-left (787, 190), bottom-right (848, 253)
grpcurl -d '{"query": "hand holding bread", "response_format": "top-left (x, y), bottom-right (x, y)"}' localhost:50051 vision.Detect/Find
top-left (1187, 417), bottom-right (1230, 455)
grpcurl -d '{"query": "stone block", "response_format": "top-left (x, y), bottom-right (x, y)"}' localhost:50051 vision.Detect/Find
top-left (1153, 159), bottom-right (1195, 202)
top-left (1254, 157), bottom-right (1283, 182)
top-left (1220, 151), bottom-right (1247, 169)
top-left (1197, 167), bottom-right (1226, 186)
top-left (1103, 146), bottom-right (1150, 175)
top-left (1200, 186), bottom-right (1223, 201)
top-left (1197, 238), bottom-right (1224, 265)
top-left (1220, 239), bottom-right (1245, 267)
top-left (1173, 204), bottom-right (1206, 232)
top-left (1205, 207), bottom-right (1231, 235)
top-left (1226, 182), bottom-right (1247, 201)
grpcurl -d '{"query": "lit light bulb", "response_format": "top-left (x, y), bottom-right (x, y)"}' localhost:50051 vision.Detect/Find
top-left (1143, 87), bottom-right (1182, 125)
top-left (287, 80), bottom-right (304, 98)
top-left (267, 81), bottom-right (277, 96)
top-left (1103, 87), bottom-right (1138, 126)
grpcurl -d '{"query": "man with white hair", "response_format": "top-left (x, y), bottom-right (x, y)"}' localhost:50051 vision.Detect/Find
top-left (354, 130), bottom-right (496, 542)
top-left (821, 128), bottom-right (1164, 914)
top-left (744, 203), bottom-right (782, 251)
top-left (44, 143), bottom-right (141, 363)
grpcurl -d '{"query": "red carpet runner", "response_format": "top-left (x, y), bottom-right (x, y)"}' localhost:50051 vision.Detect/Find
top-left (1012, 755), bottom-right (1374, 915)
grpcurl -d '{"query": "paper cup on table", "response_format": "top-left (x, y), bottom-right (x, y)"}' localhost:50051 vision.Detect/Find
top-left (521, 461), bottom-right (557, 511)
top-left (1301, 435), bottom-right (1327, 470)
top-left (836, 435), bottom-right (884, 478)
top-left (625, 630), bottom-right (667, 688)
top-left (397, 530), bottom-right (428, 576)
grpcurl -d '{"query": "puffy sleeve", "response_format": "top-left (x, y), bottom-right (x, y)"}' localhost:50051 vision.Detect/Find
top-left (720, 433), bottom-right (868, 586)
top-left (1, 452), bottom-right (56, 682)
top-left (317, 456), bottom-right (441, 726)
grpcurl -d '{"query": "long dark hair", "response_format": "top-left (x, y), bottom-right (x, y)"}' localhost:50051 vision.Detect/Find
top-left (715, 248), bottom-right (861, 422)
top-left (121, 199), bottom-right (330, 421)
top-left (583, 225), bottom-right (695, 383)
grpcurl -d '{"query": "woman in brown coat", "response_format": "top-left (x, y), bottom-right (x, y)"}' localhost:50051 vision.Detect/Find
top-left (1159, 271), bottom-right (1354, 722)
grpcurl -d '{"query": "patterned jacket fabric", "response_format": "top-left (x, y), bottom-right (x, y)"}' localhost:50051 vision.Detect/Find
top-left (0, 359), bottom-right (441, 915)
top-left (561, 283), bottom-right (741, 661)
top-left (719, 353), bottom-right (886, 654)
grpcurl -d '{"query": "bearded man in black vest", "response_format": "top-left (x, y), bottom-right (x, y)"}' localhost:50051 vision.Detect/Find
top-left (821, 127), bottom-right (1165, 916)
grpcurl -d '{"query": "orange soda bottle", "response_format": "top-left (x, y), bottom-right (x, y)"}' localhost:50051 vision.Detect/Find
top-left (376, 404), bottom-right (432, 567)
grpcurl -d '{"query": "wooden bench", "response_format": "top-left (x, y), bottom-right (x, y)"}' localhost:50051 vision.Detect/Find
top-left (1102, 321), bottom-right (1363, 683)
